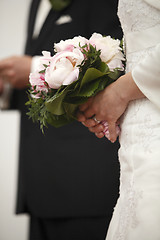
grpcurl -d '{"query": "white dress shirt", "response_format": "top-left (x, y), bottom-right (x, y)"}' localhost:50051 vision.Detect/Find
top-left (33, 0), bottom-right (51, 39)
top-left (31, 0), bottom-right (51, 72)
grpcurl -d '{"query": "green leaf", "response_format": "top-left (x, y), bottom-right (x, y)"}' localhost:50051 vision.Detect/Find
top-left (43, 64), bottom-right (48, 68)
top-left (63, 102), bottom-right (79, 119)
top-left (45, 91), bottom-right (66, 115)
top-left (45, 81), bottom-right (75, 115)
top-left (80, 68), bottom-right (106, 90)
top-left (64, 96), bottom-right (88, 105)
top-left (78, 80), bottom-right (101, 97)
top-left (98, 62), bottom-right (110, 73)
top-left (39, 69), bottom-right (45, 74)
top-left (47, 113), bottom-right (73, 128)
top-left (108, 69), bottom-right (121, 80)
top-left (98, 77), bottom-right (114, 91)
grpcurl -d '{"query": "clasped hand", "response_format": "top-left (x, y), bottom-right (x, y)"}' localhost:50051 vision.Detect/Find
top-left (77, 72), bottom-right (144, 143)
top-left (0, 55), bottom-right (32, 94)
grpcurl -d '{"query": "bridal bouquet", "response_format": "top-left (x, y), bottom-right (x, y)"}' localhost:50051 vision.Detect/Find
top-left (26, 33), bottom-right (124, 136)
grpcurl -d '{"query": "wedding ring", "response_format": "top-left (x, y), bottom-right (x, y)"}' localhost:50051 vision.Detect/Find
top-left (92, 116), bottom-right (100, 123)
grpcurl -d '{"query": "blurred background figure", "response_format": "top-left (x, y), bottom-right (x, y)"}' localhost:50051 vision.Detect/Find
top-left (0, 0), bottom-right (122, 240)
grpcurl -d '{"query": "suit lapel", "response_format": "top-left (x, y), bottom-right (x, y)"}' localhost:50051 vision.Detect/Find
top-left (28, 0), bottom-right (41, 41)
top-left (25, 0), bottom-right (41, 54)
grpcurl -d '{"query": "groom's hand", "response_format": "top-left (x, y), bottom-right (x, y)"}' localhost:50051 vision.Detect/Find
top-left (0, 55), bottom-right (32, 89)
top-left (0, 78), bottom-right (4, 95)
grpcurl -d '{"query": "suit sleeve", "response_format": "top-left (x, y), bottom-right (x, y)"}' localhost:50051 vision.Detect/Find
top-left (132, 43), bottom-right (160, 110)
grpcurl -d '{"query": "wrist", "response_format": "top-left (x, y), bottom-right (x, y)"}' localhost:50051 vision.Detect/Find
top-left (117, 72), bottom-right (145, 103)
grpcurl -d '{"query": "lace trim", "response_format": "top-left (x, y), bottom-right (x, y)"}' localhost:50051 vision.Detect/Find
top-left (118, 0), bottom-right (160, 34)
top-left (113, 180), bottom-right (143, 240)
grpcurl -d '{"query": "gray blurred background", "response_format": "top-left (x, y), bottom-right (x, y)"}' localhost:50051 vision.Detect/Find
top-left (0, 0), bottom-right (31, 239)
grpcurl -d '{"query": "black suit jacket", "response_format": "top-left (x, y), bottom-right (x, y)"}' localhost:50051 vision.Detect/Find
top-left (12, 0), bottom-right (122, 218)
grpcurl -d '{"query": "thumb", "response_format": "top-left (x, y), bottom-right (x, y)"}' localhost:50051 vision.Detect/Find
top-left (79, 97), bottom-right (93, 112)
top-left (108, 122), bottom-right (117, 143)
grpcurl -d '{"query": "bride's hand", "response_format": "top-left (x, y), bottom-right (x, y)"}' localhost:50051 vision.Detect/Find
top-left (77, 72), bottom-right (145, 142)
top-left (78, 78), bottom-right (128, 142)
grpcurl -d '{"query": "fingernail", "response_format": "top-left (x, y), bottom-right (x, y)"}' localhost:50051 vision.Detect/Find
top-left (103, 122), bottom-right (109, 127)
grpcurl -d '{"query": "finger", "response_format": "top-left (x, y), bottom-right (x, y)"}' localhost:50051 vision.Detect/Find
top-left (82, 118), bottom-right (97, 128)
top-left (95, 132), bottom-right (105, 138)
top-left (0, 59), bottom-right (11, 71)
top-left (108, 122), bottom-right (117, 143)
top-left (76, 111), bottom-right (86, 122)
top-left (0, 69), bottom-right (15, 82)
top-left (83, 107), bottom-right (95, 119)
top-left (79, 97), bottom-right (93, 112)
top-left (89, 124), bottom-right (104, 133)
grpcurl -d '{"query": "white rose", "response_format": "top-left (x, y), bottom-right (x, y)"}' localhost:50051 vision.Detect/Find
top-left (107, 51), bottom-right (124, 71)
top-left (54, 36), bottom-right (88, 52)
top-left (45, 49), bottom-right (84, 89)
top-left (89, 33), bottom-right (124, 70)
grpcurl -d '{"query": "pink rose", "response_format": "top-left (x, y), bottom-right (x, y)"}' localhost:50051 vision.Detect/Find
top-left (37, 51), bottom-right (52, 71)
top-left (45, 49), bottom-right (84, 89)
top-left (29, 71), bottom-right (48, 98)
top-left (54, 36), bottom-right (88, 52)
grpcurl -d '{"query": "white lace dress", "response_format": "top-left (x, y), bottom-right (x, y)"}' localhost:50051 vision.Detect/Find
top-left (106, 0), bottom-right (160, 239)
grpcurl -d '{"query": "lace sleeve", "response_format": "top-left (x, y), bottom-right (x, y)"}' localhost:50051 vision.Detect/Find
top-left (132, 43), bottom-right (160, 110)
